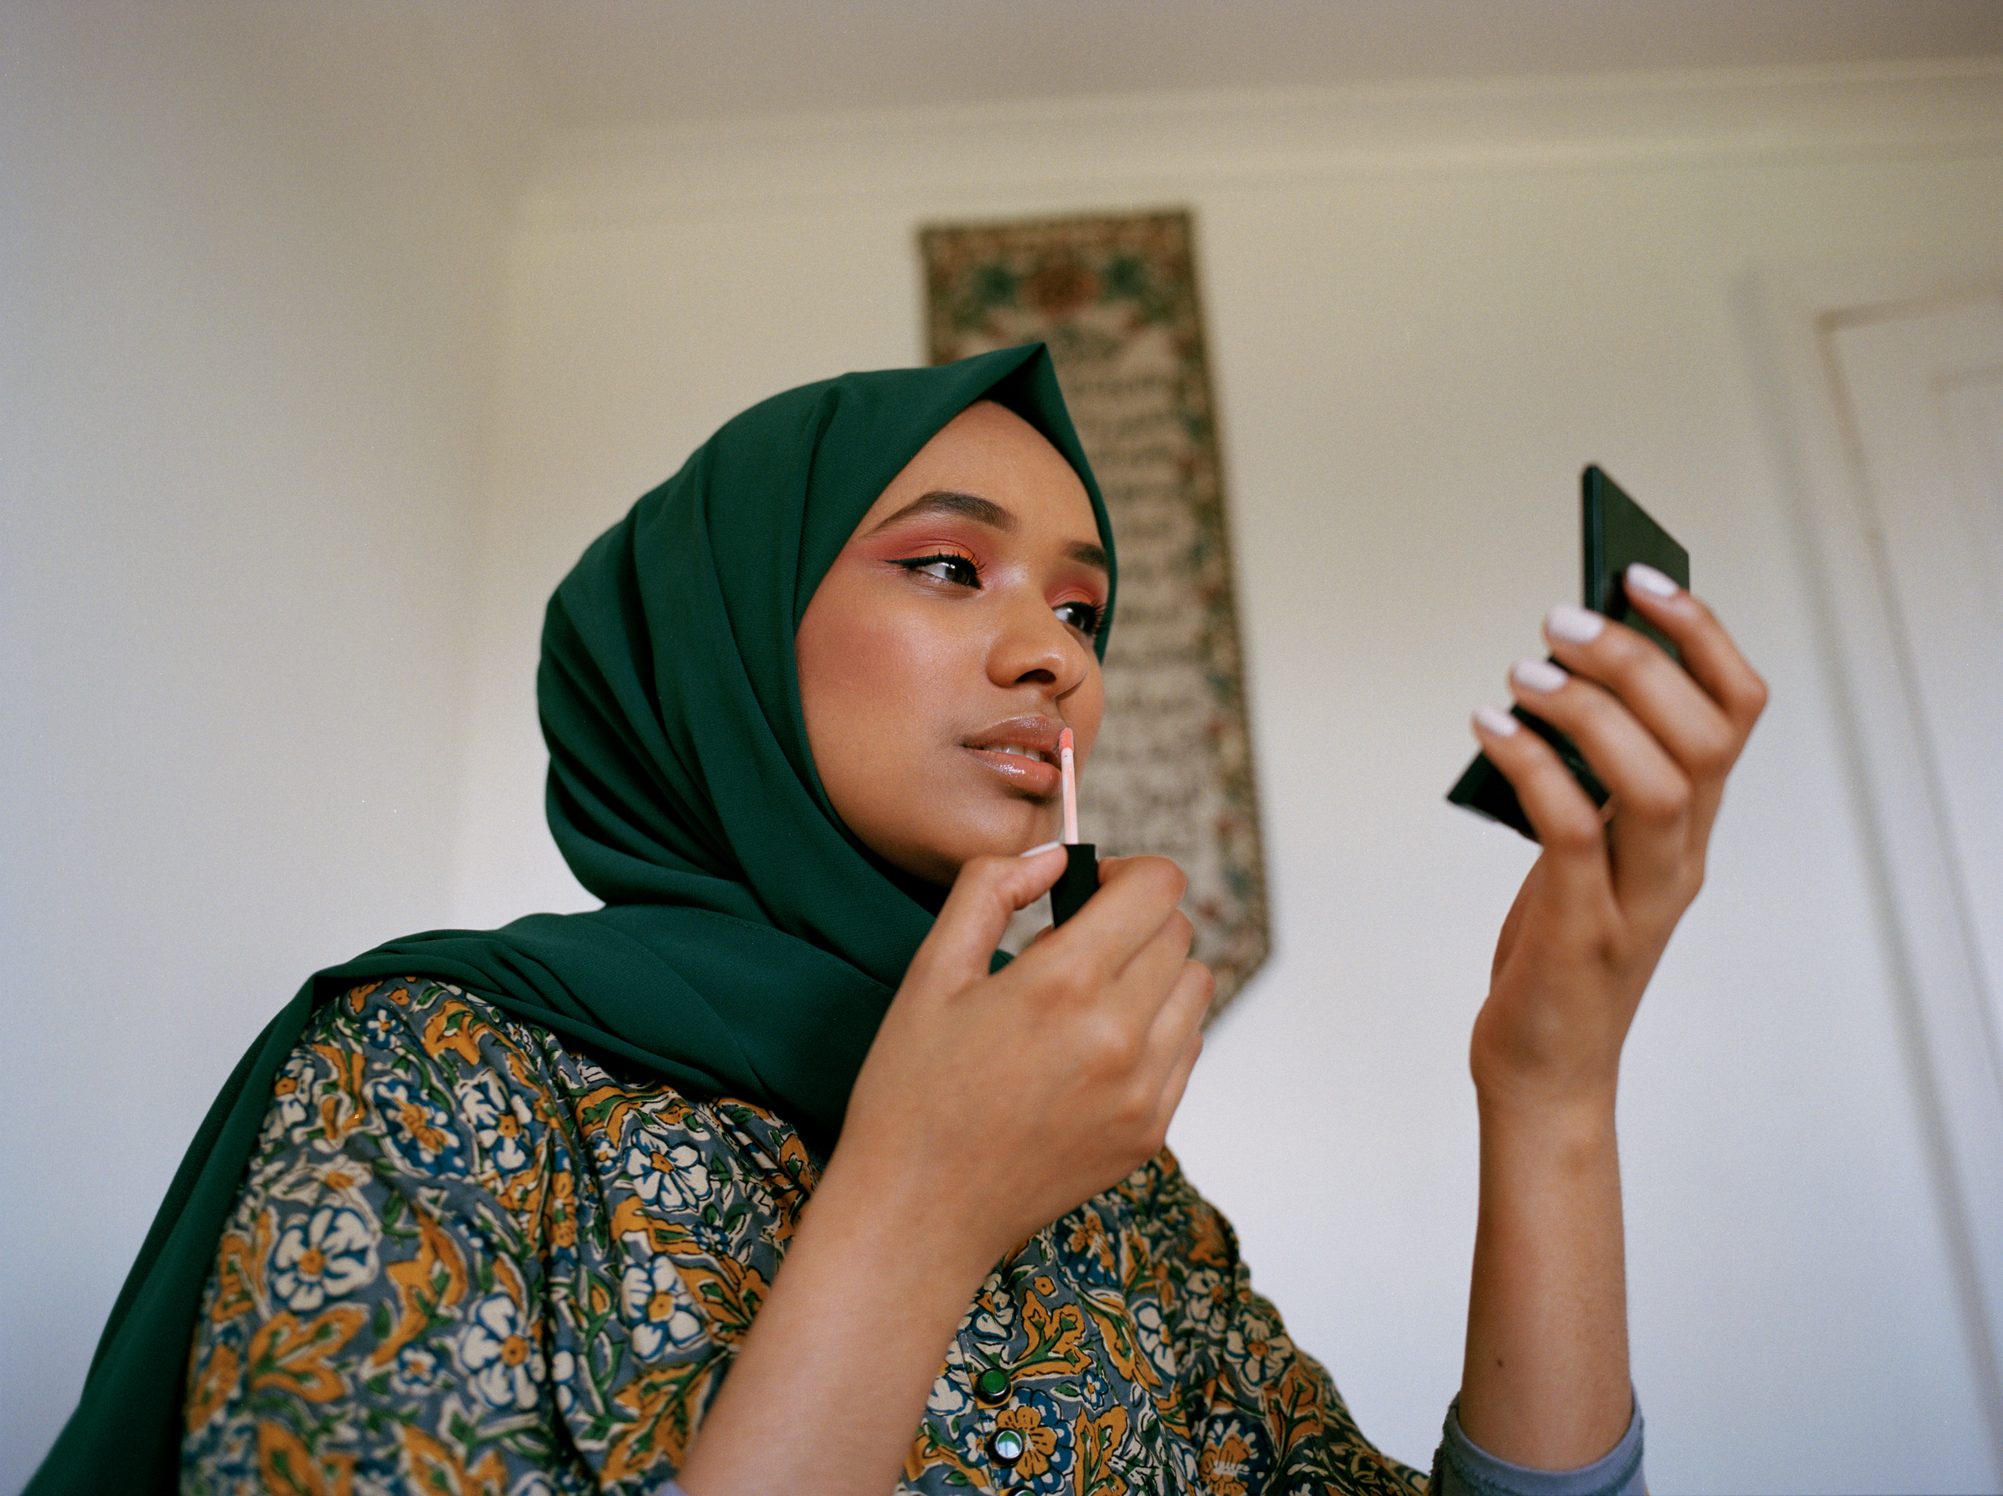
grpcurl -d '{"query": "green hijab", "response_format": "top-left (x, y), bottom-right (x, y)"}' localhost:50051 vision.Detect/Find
top-left (27, 340), bottom-right (1117, 1494)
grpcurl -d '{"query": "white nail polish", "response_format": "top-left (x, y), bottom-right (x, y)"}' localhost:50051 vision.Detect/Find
top-left (1626, 562), bottom-right (1678, 599)
top-left (1546, 603), bottom-right (1604, 644)
top-left (1513, 657), bottom-right (1569, 692)
top-left (1019, 839), bottom-right (1063, 857)
top-left (1474, 705), bottom-right (1519, 737)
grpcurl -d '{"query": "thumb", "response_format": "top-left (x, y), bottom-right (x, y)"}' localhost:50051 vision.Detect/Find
top-left (910, 843), bottom-right (1069, 992)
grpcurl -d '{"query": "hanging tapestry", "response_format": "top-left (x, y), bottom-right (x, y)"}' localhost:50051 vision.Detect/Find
top-left (920, 208), bottom-right (1270, 1020)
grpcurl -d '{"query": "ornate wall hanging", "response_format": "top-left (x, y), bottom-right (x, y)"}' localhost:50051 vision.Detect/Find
top-left (920, 209), bottom-right (1270, 1020)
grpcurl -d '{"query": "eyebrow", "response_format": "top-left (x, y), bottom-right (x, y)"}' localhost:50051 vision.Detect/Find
top-left (865, 489), bottom-right (1111, 577)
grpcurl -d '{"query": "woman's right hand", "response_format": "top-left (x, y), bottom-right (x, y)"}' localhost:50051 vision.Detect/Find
top-left (831, 847), bottom-right (1214, 1271)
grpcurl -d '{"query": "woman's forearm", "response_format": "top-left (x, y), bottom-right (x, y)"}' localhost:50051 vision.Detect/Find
top-left (1455, 1093), bottom-right (1634, 1468)
top-left (675, 1145), bottom-right (995, 1496)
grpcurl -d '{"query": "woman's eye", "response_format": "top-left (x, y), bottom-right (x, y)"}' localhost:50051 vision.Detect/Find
top-left (898, 553), bottom-right (980, 587)
top-left (897, 553), bottom-right (1102, 638)
top-left (1058, 601), bottom-right (1105, 637)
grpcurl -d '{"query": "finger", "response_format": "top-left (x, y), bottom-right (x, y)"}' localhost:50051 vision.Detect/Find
top-left (1144, 955), bottom-right (1214, 1071)
top-left (1540, 601), bottom-right (1736, 838)
top-left (911, 847), bottom-right (1069, 993)
top-left (1147, 962), bottom-right (1213, 1129)
top-left (1108, 905), bottom-right (1197, 1034)
top-left (1614, 567), bottom-right (1772, 838)
top-left (1037, 855), bottom-right (1190, 993)
top-left (1471, 704), bottom-right (1619, 922)
top-left (1618, 566), bottom-right (1771, 732)
top-left (1505, 656), bottom-right (1691, 916)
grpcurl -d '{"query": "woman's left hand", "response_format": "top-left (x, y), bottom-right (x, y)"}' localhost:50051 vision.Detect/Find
top-left (1467, 564), bottom-right (1769, 1118)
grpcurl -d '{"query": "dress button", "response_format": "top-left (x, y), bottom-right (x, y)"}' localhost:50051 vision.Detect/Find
top-left (973, 1367), bottom-right (1011, 1405)
top-left (988, 1427), bottom-right (1028, 1465)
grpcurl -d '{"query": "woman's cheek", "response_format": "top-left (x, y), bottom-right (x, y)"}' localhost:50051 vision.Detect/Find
top-left (802, 594), bottom-right (961, 769)
top-left (800, 580), bottom-right (900, 693)
top-left (843, 600), bottom-right (965, 695)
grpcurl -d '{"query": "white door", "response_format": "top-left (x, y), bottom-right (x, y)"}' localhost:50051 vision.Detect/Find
top-left (1748, 264), bottom-right (2003, 1476)
top-left (1828, 292), bottom-right (2003, 1058)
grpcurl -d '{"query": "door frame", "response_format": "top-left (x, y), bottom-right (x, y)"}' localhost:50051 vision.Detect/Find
top-left (1736, 253), bottom-right (2003, 1464)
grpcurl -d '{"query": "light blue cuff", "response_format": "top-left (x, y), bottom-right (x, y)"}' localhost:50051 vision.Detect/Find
top-left (1431, 1389), bottom-right (1645, 1496)
top-left (651, 1482), bottom-right (689, 1496)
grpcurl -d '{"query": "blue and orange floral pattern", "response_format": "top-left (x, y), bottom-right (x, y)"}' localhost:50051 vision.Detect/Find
top-left (179, 976), bottom-right (1434, 1494)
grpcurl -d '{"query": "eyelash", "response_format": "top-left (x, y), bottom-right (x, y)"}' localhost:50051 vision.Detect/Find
top-left (894, 551), bottom-right (1105, 640)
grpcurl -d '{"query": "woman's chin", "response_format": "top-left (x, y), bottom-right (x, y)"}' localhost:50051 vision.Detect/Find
top-left (926, 820), bottom-right (1063, 881)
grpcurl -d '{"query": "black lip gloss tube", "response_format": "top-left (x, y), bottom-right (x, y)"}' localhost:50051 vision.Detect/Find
top-left (1050, 842), bottom-right (1099, 926)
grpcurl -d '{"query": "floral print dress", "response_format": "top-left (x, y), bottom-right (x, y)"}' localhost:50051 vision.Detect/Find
top-left (174, 975), bottom-right (1447, 1494)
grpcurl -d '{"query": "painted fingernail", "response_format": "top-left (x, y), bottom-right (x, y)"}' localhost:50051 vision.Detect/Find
top-left (1512, 657), bottom-right (1569, 692)
top-left (1474, 704), bottom-right (1520, 737)
top-left (1546, 603), bottom-right (1604, 644)
top-left (1626, 562), bottom-right (1678, 599)
top-left (1019, 839), bottom-right (1063, 857)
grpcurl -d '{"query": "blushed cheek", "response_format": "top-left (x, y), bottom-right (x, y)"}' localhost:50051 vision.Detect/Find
top-left (798, 593), bottom-right (962, 785)
top-left (808, 607), bottom-right (940, 711)
top-left (848, 617), bottom-right (963, 752)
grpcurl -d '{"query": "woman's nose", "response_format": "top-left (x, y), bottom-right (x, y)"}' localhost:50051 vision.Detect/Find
top-left (988, 600), bottom-right (1091, 692)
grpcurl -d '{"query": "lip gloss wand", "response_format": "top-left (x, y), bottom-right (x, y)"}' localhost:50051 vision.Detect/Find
top-left (1049, 726), bottom-right (1099, 926)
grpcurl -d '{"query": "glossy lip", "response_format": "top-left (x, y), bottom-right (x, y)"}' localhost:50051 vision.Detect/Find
top-left (960, 715), bottom-right (1066, 799)
top-left (963, 745), bottom-right (1061, 798)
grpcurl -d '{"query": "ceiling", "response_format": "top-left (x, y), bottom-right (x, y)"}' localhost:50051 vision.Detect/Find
top-left (494, 0), bottom-right (2003, 129)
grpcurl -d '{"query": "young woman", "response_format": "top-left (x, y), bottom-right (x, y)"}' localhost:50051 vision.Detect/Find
top-left (29, 342), bottom-right (1764, 1495)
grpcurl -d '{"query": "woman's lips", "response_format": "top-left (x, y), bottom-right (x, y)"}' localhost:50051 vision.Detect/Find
top-left (962, 745), bottom-right (1060, 798)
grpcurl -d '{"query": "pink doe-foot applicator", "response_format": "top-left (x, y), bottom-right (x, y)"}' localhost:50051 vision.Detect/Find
top-left (1049, 726), bottom-right (1099, 926)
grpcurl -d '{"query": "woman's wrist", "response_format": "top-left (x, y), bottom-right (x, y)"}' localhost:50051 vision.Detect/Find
top-left (817, 1132), bottom-right (1005, 1283)
top-left (675, 1143), bottom-right (997, 1496)
top-left (1473, 1084), bottom-right (1619, 1161)
top-left (1468, 1029), bottom-right (1620, 1141)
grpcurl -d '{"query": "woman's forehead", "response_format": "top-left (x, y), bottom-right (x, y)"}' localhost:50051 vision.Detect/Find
top-left (855, 400), bottom-right (1093, 532)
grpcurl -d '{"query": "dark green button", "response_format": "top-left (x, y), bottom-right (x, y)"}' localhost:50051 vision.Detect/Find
top-left (973, 1368), bottom-right (1011, 1405)
top-left (988, 1427), bottom-right (1027, 1465)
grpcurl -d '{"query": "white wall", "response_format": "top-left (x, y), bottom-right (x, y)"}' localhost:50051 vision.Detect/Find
top-left (7, 19), bottom-right (2001, 1492)
top-left (0, 2), bottom-right (523, 1484)
top-left (453, 66), bottom-right (2003, 1493)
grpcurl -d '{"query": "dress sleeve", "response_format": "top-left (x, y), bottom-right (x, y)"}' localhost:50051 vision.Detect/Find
top-left (178, 978), bottom-right (596, 1494)
top-left (1144, 1149), bottom-right (1432, 1494)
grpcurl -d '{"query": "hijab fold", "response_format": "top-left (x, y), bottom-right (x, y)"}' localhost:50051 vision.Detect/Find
top-left (27, 340), bottom-right (1116, 1493)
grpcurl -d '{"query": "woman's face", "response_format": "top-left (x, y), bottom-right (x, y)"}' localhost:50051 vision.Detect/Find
top-left (796, 399), bottom-right (1109, 888)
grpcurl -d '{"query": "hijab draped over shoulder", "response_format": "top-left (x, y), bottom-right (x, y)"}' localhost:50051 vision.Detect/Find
top-left (28, 340), bottom-right (1117, 1494)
